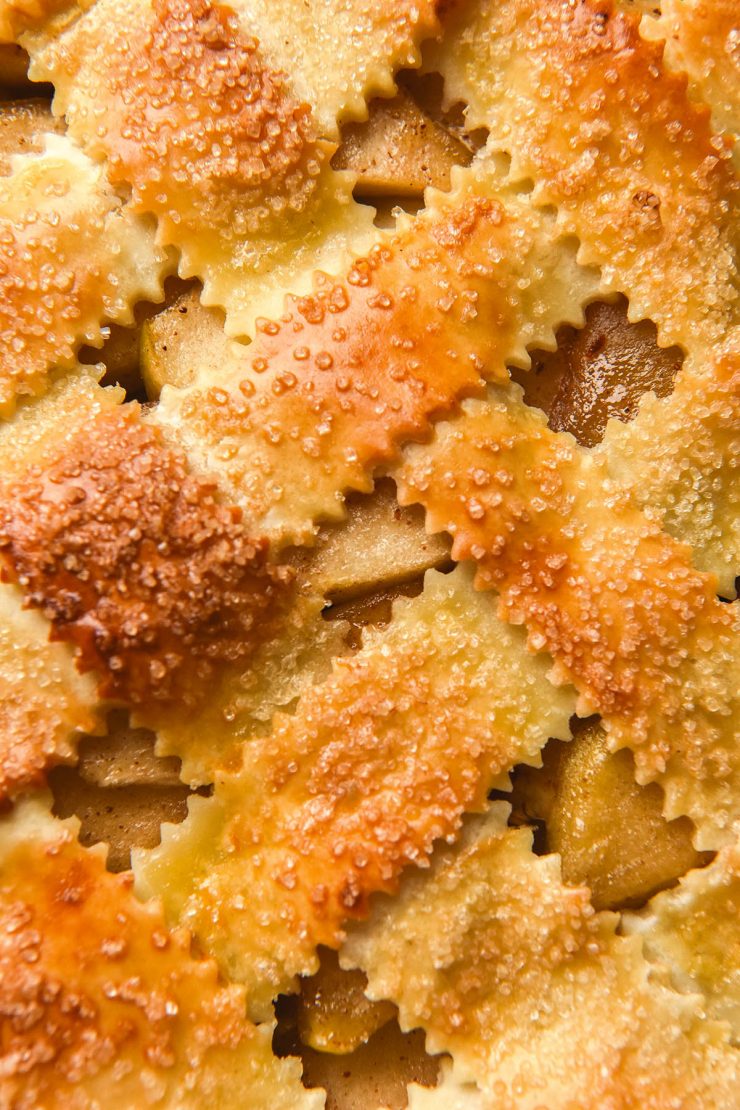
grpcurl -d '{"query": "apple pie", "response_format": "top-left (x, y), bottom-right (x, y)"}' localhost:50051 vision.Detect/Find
top-left (0, 0), bottom-right (738, 1106)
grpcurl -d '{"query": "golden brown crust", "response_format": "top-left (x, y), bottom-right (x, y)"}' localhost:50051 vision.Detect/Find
top-left (79, 0), bottom-right (327, 245)
top-left (155, 169), bottom-right (599, 541)
top-left (644, 0), bottom-right (740, 149)
top-left (23, 0), bottom-right (378, 334)
top-left (134, 566), bottom-right (573, 1019)
top-left (0, 405), bottom-right (287, 706)
top-left (396, 384), bottom-right (740, 847)
top-left (0, 135), bottom-right (169, 416)
top-left (344, 807), bottom-right (740, 1109)
top-left (428, 0), bottom-right (740, 353)
top-left (0, 798), bottom-right (322, 1110)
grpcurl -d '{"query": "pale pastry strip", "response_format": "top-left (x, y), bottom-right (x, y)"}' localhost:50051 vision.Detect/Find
top-left (623, 840), bottom-right (740, 1042)
top-left (133, 565), bottom-right (575, 1021)
top-left (140, 589), bottom-right (349, 786)
top-left (18, 0), bottom-right (410, 336)
top-left (152, 160), bottom-right (600, 545)
top-left (0, 796), bottom-right (323, 1110)
top-left (598, 341), bottom-right (740, 598)
top-left (227, 0), bottom-right (440, 139)
top-left (0, 132), bottom-right (170, 416)
top-left (342, 805), bottom-right (740, 1110)
top-left (425, 0), bottom-right (739, 354)
top-left (395, 384), bottom-right (740, 850)
top-left (641, 0), bottom-right (740, 153)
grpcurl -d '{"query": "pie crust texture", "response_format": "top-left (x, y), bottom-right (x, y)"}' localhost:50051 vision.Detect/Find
top-left (0, 0), bottom-right (737, 1106)
top-left (0, 796), bottom-right (323, 1110)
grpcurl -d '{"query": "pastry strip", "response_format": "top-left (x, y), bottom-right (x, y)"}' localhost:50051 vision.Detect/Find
top-left (133, 565), bottom-right (575, 1020)
top-left (396, 384), bottom-right (740, 850)
top-left (0, 796), bottom-right (323, 1109)
top-left (342, 804), bottom-right (740, 1109)
top-left (0, 133), bottom-right (169, 416)
top-left (623, 840), bottom-right (740, 1041)
top-left (13, 0), bottom-right (440, 332)
top-left (424, 0), bottom-right (739, 354)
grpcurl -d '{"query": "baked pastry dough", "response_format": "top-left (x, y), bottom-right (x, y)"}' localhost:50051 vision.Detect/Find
top-left (0, 0), bottom-right (737, 1105)
top-left (0, 796), bottom-right (322, 1110)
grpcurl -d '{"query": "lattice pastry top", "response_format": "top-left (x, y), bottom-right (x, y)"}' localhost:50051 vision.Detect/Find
top-left (0, 0), bottom-right (738, 1106)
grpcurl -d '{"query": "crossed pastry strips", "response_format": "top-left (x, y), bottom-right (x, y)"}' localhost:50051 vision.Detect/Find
top-left (0, 133), bottom-right (170, 415)
top-left (133, 566), bottom-right (574, 1019)
top-left (343, 805), bottom-right (740, 1108)
top-left (0, 797), bottom-right (322, 1109)
top-left (9, 0), bottom-right (440, 333)
top-left (0, 0), bottom-right (738, 1105)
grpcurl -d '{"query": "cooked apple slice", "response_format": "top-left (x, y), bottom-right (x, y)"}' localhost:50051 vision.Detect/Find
top-left (50, 765), bottom-right (193, 872)
top-left (301, 1024), bottom-right (440, 1110)
top-left (332, 88), bottom-right (471, 196)
top-left (140, 284), bottom-right (247, 397)
top-left (0, 44), bottom-right (32, 92)
top-left (512, 721), bottom-right (710, 910)
top-left (298, 948), bottom-right (396, 1055)
top-left (512, 297), bottom-right (683, 447)
top-left (77, 709), bottom-right (182, 788)
top-left (308, 480), bottom-right (451, 602)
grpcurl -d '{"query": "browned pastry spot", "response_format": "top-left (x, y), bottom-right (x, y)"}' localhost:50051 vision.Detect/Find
top-left (50, 765), bottom-right (193, 872)
top-left (513, 298), bottom-right (684, 447)
top-left (0, 405), bottom-right (288, 705)
top-left (91, 0), bottom-right (330, 242)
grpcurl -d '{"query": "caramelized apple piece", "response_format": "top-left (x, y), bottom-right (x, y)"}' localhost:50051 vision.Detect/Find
top-left (513, 722), bottom-right (710, 910)
top-left (332, 88), bottom-right (471, 196)
top-left (308, 480), bottom-right (451, 602)
top-left (77, 709), bottom-right (182, 788)
top-left (297, 1022), bottom-right (439, 1110)
top-left (297, 948), bottom-right (396, 1055)
top-left (399, 70), bottom-right (487, 151)
top-left (513, 298), bottom-right (683, 447)
top-left (140, 284), bottom-right (247, 397)
top-left (369, 195), bottom-right (426, 229)
top-left (0, 97), bottom-right (64, 173)
top-left (323, 578), bottom-right (425, 649)
top-left (0, 45), bottom-right (32, 92)
top-left (50, 766), bottom-right (192, 871)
